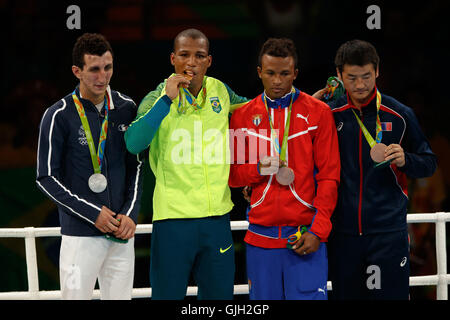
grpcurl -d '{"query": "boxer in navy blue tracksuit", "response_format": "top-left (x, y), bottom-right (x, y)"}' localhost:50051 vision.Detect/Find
top-left (315, 40), bottom-right (437, 299)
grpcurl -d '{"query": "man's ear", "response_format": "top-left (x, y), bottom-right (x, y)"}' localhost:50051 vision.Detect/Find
top-left (170, 52), bottom-right (175, 66)
top-left (72, 65), bottom-right (82, 80)
top-left (257, 66), bottom-right (262, 79)
top-left (336, 67), bottom-right (342, 81)
top-left (294, 68), bottom-right (299, 80)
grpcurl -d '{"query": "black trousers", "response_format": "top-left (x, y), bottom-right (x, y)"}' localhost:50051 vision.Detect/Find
top-left (328, 230), bottom-right (410, 300)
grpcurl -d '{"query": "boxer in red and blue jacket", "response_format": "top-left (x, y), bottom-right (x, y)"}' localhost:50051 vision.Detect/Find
top-left (230, 38), bottom-right (340, 300)
top-left (315, 40), bottom-right (437, 300)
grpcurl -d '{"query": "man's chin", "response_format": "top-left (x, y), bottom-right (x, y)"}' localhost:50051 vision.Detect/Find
top-left (353, 93), bottom-right (371, 104)
top-left (267, 90), bottom-right (287, 100)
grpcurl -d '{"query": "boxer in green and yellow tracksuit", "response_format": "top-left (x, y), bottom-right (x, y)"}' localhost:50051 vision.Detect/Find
top-left (125, 29), bottom-right (248, 299)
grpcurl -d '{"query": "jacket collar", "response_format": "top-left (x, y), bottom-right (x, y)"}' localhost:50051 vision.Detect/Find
top-left (261, 87), bottom-right (300, 109)
top-left (74, 85), bottom-right (115, 110)
top-left (346, 86), bottom-right (377, 110)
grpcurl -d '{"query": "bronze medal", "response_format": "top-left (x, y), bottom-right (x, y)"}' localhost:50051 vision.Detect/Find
top-left (370, 143), bottom-right (387, 163)
top-left (276, 166), bottom-right (295, 185)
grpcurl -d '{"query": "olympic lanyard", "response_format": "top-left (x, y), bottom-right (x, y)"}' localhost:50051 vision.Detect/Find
top-left (177, 77), bottom-right (207, 114)
top-left (351, 89), bottom-right (382, 148)
top-left (72, 91), bottom-right (110, 173)
top-left (263, 88), bottom-right (295, 161)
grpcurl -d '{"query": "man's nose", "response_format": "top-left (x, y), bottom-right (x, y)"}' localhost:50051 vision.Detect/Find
top-left (98, 69), bottom-right (108, 81)
top-left (273, 74), bottom-right (282, 84)
top-left (355, 77), bottom-right (365, 88)
top-left (187, 55), bottom-right (196, 66)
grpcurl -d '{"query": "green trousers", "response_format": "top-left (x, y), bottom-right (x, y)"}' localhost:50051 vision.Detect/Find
top-left (150, 213), bottom-right (235, 300)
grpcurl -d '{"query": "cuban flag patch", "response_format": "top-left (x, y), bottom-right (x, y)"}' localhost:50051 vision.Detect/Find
top-left (381, 122), bottom-right (392, 131)
top-left (252, 114), bottom-right (262, 126)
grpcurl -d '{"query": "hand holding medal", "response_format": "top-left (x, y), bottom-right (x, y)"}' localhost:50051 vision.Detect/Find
top-left (165, 73), bottom-right (191, 100)
top-left (263, 88), bottom-right (296, 186)
top-left (383, 143), bottom-right (405, 167)
top-left (259, 156), bottom-right (279, 176)
top-left (173, 71), bottom-right (207, 114)
top-left (351, 90), bottom-right (393, 168)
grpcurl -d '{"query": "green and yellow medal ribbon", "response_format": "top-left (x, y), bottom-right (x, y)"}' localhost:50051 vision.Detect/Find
top-left (72, 91), bottom-right (110, 174)
top-left (351, 89), bottom-right (383, 148)
top-left (263, 88), bottom-right (295, 162)
top-left (177, 75), bottom-right (207, 114)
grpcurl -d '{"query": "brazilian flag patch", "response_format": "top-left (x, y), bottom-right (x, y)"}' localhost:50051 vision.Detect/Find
top-left (210, 97), bottom-right (222, 113)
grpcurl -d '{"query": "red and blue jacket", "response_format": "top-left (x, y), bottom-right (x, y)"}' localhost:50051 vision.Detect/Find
top-left (229, 88), bottom-right (340, 248)
top-left (329, 89), bottom-right (437, 235)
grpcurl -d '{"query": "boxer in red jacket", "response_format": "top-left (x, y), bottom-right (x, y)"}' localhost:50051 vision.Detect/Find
top-left (229, 38), bottom-right (340, 299)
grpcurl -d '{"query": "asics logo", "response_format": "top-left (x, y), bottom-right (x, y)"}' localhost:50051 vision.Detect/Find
top-left (400, 257), bottom-right (407, 267)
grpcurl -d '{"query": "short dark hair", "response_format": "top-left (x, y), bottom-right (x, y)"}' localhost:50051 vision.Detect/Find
top-left (334, 39), bottom-right (379, 73)
top-left (173, 28), bottom-right (210, 53)
top-left (258, 38), bottom-right (298, 68)
top-left (72, 33), bottom-right (113, 69)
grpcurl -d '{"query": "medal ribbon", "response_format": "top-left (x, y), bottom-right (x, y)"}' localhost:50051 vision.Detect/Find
top-left (177, 76), bottom-right (207, 114)
top-left (263, 88), bottom-right (295, 162)
top-left (72, 91), bottom-right (110, 173)
top-left (351, 89), bottom-right (382, 148)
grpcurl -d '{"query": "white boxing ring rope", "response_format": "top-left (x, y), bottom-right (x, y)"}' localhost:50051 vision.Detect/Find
top-left (0, 212), bottom-right (449, 300)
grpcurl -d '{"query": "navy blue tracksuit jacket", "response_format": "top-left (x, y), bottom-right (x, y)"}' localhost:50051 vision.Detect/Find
top-left (36, 86), bottom-right (144, 236)
top-left (329, 90), bottom-right (437, 236)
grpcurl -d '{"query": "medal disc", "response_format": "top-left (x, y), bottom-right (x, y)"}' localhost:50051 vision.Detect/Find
top-left (88, 173), bottom-right (107, 193)
top-left (276, 166), bottom-right (295, 185)
top-left (370, 143), bottom-right (387, 163)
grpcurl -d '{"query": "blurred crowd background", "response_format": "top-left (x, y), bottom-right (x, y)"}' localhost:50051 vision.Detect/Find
top-left (1, 0), bottom-right (449, 299)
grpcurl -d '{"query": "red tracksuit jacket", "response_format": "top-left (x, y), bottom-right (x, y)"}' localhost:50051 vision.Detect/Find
top-left (229, 88), bottom-right (340, 248)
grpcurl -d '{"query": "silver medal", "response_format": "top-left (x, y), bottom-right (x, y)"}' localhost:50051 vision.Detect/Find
top-left (88, 173), bottom-right (107, 193)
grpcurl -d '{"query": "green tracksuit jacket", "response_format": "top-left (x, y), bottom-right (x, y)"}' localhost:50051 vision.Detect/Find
top-left (125, 75), bottom-right (248, 221)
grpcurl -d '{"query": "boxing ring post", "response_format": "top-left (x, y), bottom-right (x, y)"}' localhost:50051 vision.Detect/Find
top-left (24, 227), bottom-right (39, 300)
top-left (406, 212), bottom-right (449, 300)
top-left (435, 212), bottom-right (448, 300)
